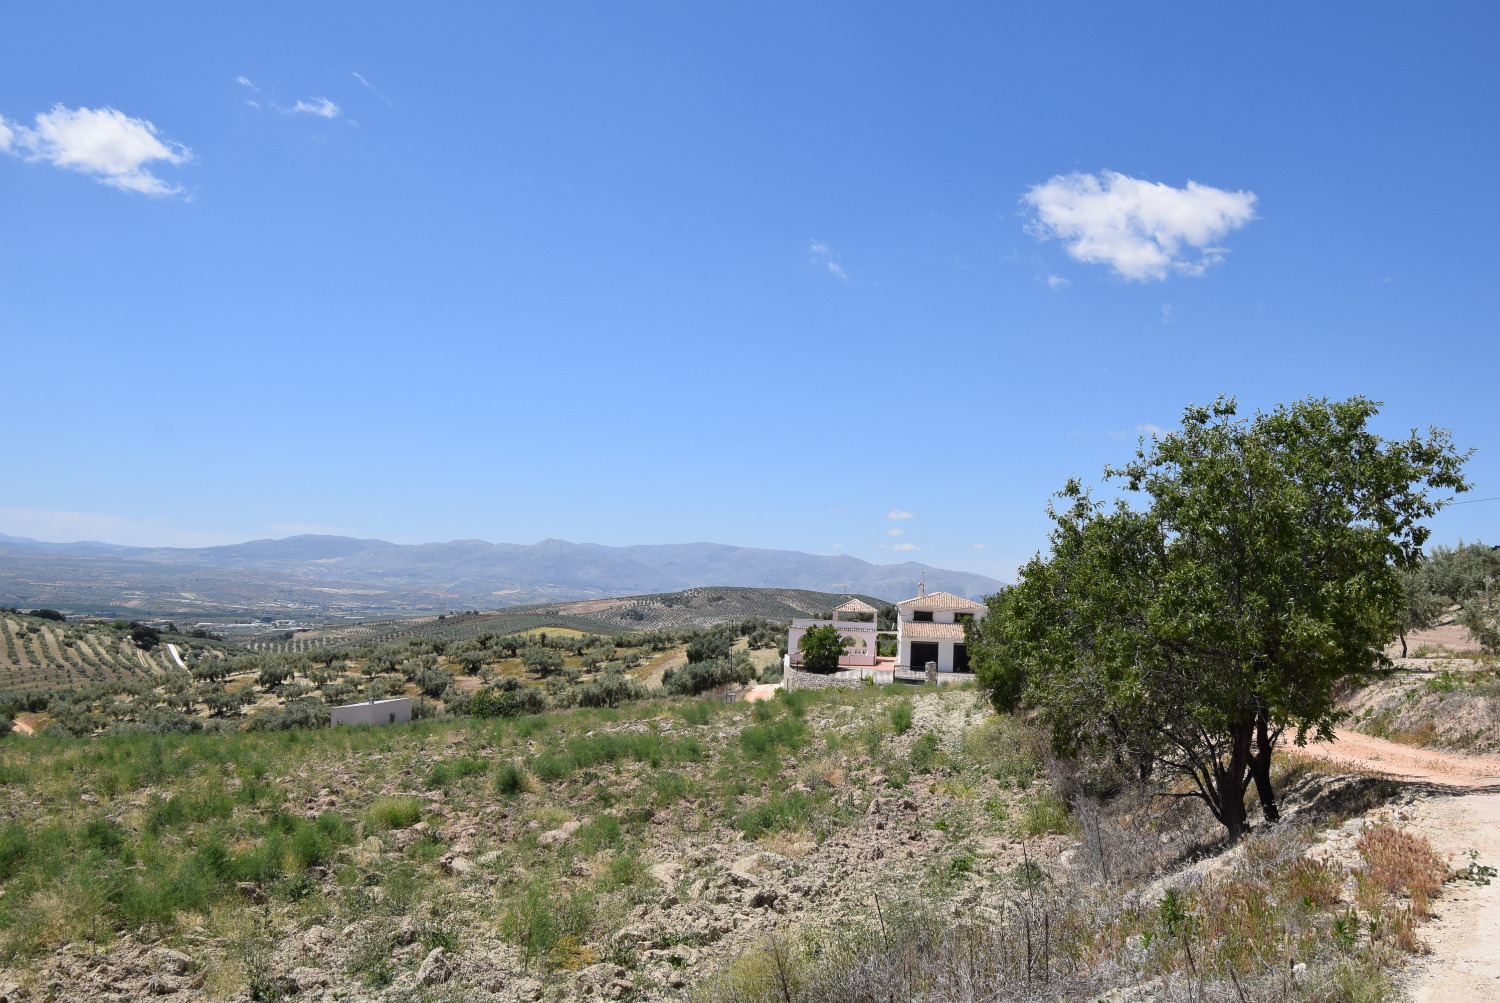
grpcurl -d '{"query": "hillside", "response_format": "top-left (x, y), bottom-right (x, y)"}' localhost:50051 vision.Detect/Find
top-left (0, 684), bottom-right (1468, 1003)
top-left (0, 534), bottom-right (1005, 617)
top-left (0, 610), bottom-right (235, 696)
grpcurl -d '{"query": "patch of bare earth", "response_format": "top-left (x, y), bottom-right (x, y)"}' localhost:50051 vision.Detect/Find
top-left (1299, 731), bottom-right (1500, 998)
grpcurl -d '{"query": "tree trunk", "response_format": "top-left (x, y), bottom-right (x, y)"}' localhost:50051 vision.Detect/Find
top-left (1250, 712), bottom-right (1281, 824)
top-left (1399, 626), bottom-right (1408, 658)
top-left (1216, 719), bottom-right (1254, 841)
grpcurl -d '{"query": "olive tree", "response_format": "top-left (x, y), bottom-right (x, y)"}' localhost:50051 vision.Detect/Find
top-left (970, 396), bottom-right (1468, 841)
top-left (798, 624), bottom-right (853, 674)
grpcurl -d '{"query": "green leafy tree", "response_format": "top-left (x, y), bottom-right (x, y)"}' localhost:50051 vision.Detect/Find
top-left (129, 624), bottom-right (161, 650)
top-left (686, 627), bottom-right (732, 664)
top-left (1397, 567), bottom-right (1447, 657)
top-left (521, 645), bottom-right (565, 677)
top-left (1457, 581), bottom-right (1500, 653)
top-left (970, 396), bottom-right (1468, 841)
top-left (798, 624), bottom-right (854, 674)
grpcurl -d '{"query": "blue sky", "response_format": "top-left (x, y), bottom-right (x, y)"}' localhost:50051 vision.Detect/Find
top-left (2, 3), bottom-right (1498, 580)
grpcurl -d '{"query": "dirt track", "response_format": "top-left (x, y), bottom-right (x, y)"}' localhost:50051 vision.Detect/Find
top-left (1300, 731), bottom-right (1500, 1000)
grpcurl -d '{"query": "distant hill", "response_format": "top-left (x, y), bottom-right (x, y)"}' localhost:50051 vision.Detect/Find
top-left (0, 534), bottom-right (1005, 616)
top-left (256, 586), bottom-right (895, 653)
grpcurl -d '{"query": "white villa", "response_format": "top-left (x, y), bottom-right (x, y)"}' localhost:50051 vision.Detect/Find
top-left (785, 586), bottom-right (988, 677)
top-left (895, 582), bottom-right (985, 673)
top-left (786, 598), bottom-right (880, 669)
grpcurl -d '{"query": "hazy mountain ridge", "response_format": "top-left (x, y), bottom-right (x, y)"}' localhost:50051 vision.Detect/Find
top-left (0, 533), bottom-right (1005, 615)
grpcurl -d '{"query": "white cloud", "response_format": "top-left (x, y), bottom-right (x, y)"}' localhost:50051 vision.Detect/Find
top-left (830, 543), bottom-right (844, 550)
top-left (1023, 170), bottom-right (1256, 281)
top-left (886, 528), bottom-right (904, 537)
top-left (288, 97), bottom-right (340, 119)
top-left (1107, 423), bottom-right (1167, 440)
top-left (887, 508), bottom-right (914, 520)
top-left (1, 105), bottom-right (190, 195)
top-left (808, 240), bottom-right (850, 281)
top-left (1045, 274), bottom-right (1069, 290)
top-left (236, 75), bottom-right (258, 91)
top-left (353, 72), bottom-right (394, 107)
top-left (892, 543), bottom-right (920, 552)
top-left (1162, 303), bottom-right (1174, 323)
top-left (971, 543), bottom-right (988, 550)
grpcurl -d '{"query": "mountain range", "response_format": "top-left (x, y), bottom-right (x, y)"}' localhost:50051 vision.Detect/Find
top-left (0, 533), bottom-right (1006, 617)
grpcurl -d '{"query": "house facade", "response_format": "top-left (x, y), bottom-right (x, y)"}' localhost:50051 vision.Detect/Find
top-left (895, 583), bottom-right (985, 673)
top-left (786, 598), bottom-right (880, 669)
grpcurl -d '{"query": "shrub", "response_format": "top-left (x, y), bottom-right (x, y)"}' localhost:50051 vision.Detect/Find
top-left (576, 671), bottom-right (647, 708)
top-left (247, 698), bottom-right (330, 732)
top-left (427, 757), bottom-right (487, 788)
top-left (740, 717), bottom-right (809, 760)
top-left (663, 657), bottom-right (753, 696)
top-left (1357, 825), bottom-right (1445, 908)
top-left (465, 685), bottom-right (549, 718)
top-left (365, 796), bottom-right (423, 832)
top-left (890, 701), bottom-right (914, 736)
top-left (494, 761), bottom-right (527, 796)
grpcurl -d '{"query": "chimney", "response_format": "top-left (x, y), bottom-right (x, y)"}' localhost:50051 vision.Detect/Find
top-left (918, 574), bottom-right (925, 598)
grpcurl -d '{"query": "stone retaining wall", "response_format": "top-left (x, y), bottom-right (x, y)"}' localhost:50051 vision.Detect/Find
top-left (783, 667), bottom-right (865, 691)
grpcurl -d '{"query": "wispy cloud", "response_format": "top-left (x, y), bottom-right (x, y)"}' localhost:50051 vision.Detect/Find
top-left (887, 508), bottom-right (914, 520)
top-left (1045, 274), bottom-right (1069, 290)
top-left (1107, 423), bottom-right (1167, 440)
top-left (886, 528), bottom-right (904, 538)
top-left (286, 97), bottom-right (341, 119)
top-left (236, 75), bottom-right (259, 91)
top-left (352, 72), bottom-right (394, 107)
top-left (0, 105), bottom-right (191, 196)
top-left (971, 543), bottom-right (988, 550)
top-left (892, 543), bottom-right (920, 552)
top-left (1023, 170), bottom-right (1256, 281)
top-left (808, 239), bottom-right (851, 281)
top-left (830, 543), bottom-right (844, 550)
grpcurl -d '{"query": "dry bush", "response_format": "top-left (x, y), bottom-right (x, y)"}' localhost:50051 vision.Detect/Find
top-left (1356, 825), bottom-right (1444, 905)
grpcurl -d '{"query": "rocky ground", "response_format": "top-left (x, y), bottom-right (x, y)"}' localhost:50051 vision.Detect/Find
top-left (0, 686), bottom-right (1086, 1002)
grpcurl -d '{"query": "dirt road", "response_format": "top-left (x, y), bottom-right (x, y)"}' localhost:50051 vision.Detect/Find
top-left (1300, 731), bottom-right (1500, 1000)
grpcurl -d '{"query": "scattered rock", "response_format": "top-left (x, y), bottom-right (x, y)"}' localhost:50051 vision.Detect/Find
top-left (150, 948), bottom-right (192, 974)
top-left (235, 882), bottom-right (266, 904)
top-left (538, 820), bottom-right (582, 845)
top-left (416, 947), bottom-right (453, 985)
top-left (303, 925), bottom-right (335, 950)
top-left (291, 967), bottom-right (333, 990)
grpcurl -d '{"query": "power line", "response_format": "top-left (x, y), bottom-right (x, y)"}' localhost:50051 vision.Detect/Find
top-left (1446, 495), bottom-right (1500, 506)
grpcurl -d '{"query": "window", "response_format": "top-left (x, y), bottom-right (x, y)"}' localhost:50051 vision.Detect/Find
top-left (913, 610), bottom-right (933, 622)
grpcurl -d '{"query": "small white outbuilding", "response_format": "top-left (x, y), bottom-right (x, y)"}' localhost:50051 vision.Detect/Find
top-left (330, 697), bottom-right (413, 728)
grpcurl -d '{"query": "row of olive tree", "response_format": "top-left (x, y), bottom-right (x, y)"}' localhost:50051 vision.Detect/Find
top-left (968, 396), bottom-right (1469, 841)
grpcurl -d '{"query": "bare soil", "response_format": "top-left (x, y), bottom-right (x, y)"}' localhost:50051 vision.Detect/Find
top-left (1299, 731), bottom-right (1500, 998)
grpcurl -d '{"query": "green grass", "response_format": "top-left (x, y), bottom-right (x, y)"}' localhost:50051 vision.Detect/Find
top-left (364, 796), bottom-right (423, 832)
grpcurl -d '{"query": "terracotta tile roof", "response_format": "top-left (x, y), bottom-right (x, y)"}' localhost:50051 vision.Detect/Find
top-left (834, 599), bottom-right (879, 614)
top-left (895, 591), bottom-right (984, 610)
top-left (900, 621), bottom-right (966, 640)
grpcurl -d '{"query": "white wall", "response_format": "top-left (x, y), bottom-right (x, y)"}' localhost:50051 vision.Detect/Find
top-left (331, 697), bottom-right (413, 728)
